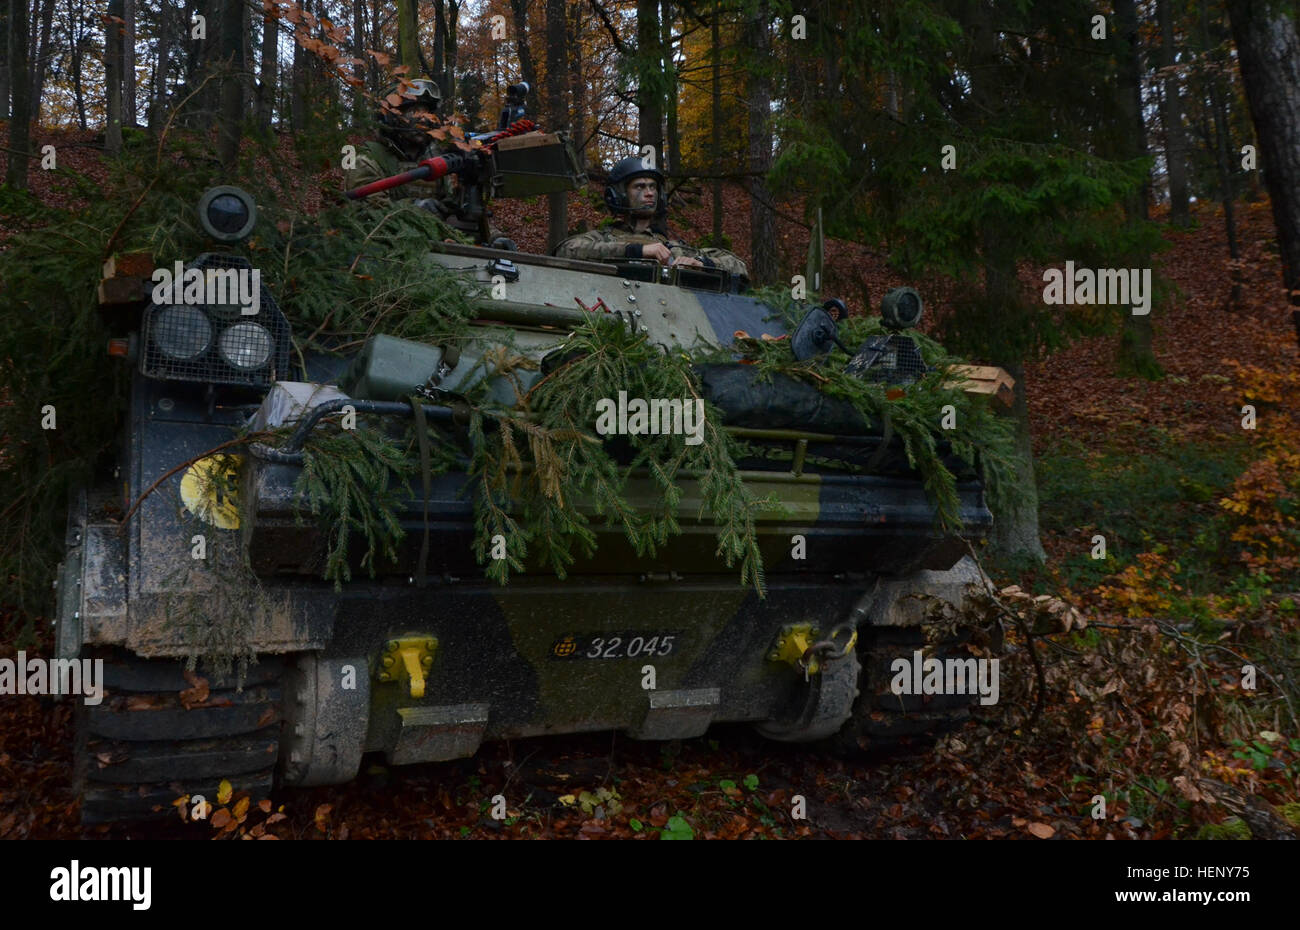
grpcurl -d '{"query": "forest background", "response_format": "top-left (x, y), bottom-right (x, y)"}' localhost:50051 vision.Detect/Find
top-left (1, 0), bottom-right (1299, 840)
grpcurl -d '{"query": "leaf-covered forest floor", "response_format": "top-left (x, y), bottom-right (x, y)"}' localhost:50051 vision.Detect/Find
top-left (2, 127), bottom-right (1298, 840)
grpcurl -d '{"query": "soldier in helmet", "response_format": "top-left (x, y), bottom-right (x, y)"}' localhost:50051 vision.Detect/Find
top-left (555, 156), bottom-right (748, 284)
top-left (345, 78), bottom-right (455, 214)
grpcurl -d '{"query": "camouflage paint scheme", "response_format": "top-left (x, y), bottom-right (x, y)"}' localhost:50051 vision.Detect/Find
top-left (58, 243), bottom-right (990, 785)
top-left (344, 138), bottom-right (453, 207)
top-left (554, 220), bottom-right (750, 280)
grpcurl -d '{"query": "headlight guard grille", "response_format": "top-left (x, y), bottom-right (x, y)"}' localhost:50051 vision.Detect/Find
top-left (141, 253), bottom-right (290, 388)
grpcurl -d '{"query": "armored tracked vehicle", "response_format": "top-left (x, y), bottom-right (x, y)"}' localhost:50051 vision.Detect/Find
top-left (59, 176), bottom-right (995, 823)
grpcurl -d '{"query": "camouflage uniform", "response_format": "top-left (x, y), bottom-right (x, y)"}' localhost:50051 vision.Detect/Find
top-left (345, 138), bottom-right (453, 209)
top-left (556, 220), bottom-right (749, 280)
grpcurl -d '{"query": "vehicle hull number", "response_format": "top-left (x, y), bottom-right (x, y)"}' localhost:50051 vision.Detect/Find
top-left (550, 632), bottom-right (681, 660)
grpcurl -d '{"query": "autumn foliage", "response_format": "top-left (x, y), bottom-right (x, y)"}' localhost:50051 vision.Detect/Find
top-left (1220, 363), bottom-right (1300, 577)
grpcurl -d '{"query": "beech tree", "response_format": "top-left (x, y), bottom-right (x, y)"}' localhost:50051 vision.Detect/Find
top-left (6, 0), bottom-right (31, 188)
top-left (1224, 0), bottom-right (1300, 329)
top-left (742, 0), bottom-right (775, 285)
top-left (1158, 0), bottom-right (1191, 226)
top-left (546, 0), bottom-right (569, 250)
top-left (105, 0), bottom-right (124, 154)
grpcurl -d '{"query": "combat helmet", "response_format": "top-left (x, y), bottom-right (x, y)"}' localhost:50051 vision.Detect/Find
top-left (604, 155), bottom-right (667, 218)
top-left (376, 78), bottom-right (444, 160)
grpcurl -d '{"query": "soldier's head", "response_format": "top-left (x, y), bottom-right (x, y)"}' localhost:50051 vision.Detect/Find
top-left (605, 155), bottom-right (666, 220)
top-left (376, 78), bottom-right (443, 160)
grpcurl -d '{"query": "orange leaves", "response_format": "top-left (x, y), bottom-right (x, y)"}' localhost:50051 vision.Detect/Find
top-left (186, 780), bottom-right (285, 839)
top-left (1096, 549), bottom-right (1183, 618)
top-left (1217, 363), bottom-right (1300, 575)
top-left (178, 669), bottom-right (209, 710)
top-left (299, 37), bottom-right (342, 63)
top-left (995, 584), bottom-right (1088, 632)
top-left (272, 2), bottom-right (359, 81)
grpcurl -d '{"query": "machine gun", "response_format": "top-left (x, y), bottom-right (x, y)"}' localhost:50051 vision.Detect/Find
top-left (344, 82), bottom-right (586, 243)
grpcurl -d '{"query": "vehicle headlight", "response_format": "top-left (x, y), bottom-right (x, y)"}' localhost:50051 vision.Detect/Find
top-left (219, 322), bottom-right (273, 370)
top-left (197, 186), bottom-right (257, 243)
top-left (152, 305), bottom-right (212, 360)
top-left (881, 287), bottom-right (923, 330)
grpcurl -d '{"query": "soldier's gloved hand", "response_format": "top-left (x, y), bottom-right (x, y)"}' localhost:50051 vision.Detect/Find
top-left (412, 198), bottom-right (448, 217)
top-left (671, 254), bottom-right (704, 268)
top-left (641, 242), bottom-right (673, 264)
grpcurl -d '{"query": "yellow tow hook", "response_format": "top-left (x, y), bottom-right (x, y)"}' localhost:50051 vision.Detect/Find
top-left (376, 637), bottom-right (438, 699)
top-left (797, 623), bottom-right (859, 680)
top-left (768, 623), bottom-right (858, 680)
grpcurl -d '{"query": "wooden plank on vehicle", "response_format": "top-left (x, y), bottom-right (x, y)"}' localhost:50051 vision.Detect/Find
top-left (102, 252), bottom-right (154, 280)
top-left (97, 276), bottom-right (145, 306)
top-left (942, 365), bottom-right (1016, 408)
top-left (494, 132), bottom-right (562, 151)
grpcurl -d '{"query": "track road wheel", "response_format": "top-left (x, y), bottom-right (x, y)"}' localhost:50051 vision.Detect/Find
top-left (754, 650), bottom-right (861, 743)
top-left (74, 649), bottom-right (284, 825)
top-left (822, 625), bottom-right (974, 757)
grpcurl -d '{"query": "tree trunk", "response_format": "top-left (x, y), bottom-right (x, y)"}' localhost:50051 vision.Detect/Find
top-left (1158, 0), bottom-right (1190, 225)
top-left (969, 8), bottom-right (1045, 563)
top-left (351, 0), bottom-right (366, 127)
top-left (291, 3), bottom-right (308, 130)
top-left (179, 0), bottom-right (218, 123)
top-left (567, 0), bottom-right (586, 167)
top-left (6, 0), bottom-right (31, 189)
top-left (216, 0), bottom-right (245, 167)
top-left (397, 0), bottom-right (419, 72)
top-left (444, 0), bottom-right (459, 107)
top-left (105, 0), bottom-right (124, 154)
top-left (509, 0), bottom-right (536, 89)
top-left (71, 0), bottom-right (88, 129)
top-left (1225, 0), bottom-right (1300, 322)
top-left (29, 0), bottom-right (55, 126)
top-left (312, 0), bottom-right (332, 116)
top-left (150, 0), bottom-right (173, 132)
top-left (993, 364), bottom-right (1047, 562)
top-left (123, 0), bottom-right (136, 125)
top-left (710, 0), bottom-right (721, 242)
top-left (0, 2), bottom-right (9, 122)
top-left (194, 0), bottom-right (221, 120)
top-left (545, 0), bottom-right (568, 249)
top-left (1210, 69), bottom-right (1243, 305)
top-left (744, 2), bottom-right (775, 285)
top-left (1114, 0), bottom-right (1162, 379)
top-left (369, 0), bottom-right (382, 94)
top-left (636, 0), bottom-right (663, 157)
top-left (432, 0), bottom-right (445, 85)
top-left (661, 0), bottom-right (678, 173)
top-left (258, 0), bottom-right (277, 130)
